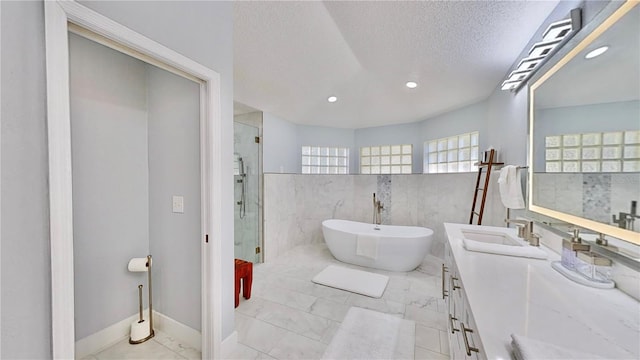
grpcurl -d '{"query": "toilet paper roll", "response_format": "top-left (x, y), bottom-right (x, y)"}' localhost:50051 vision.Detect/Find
top-left (128, 257), bottom-right (149, 272)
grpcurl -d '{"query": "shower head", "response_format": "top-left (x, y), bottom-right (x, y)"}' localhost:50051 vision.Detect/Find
top-left (234, 153), bottom-right (245, 176)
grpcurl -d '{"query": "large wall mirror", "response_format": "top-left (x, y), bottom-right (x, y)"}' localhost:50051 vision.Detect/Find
top-left (529, 1), bottom-right (640, 245)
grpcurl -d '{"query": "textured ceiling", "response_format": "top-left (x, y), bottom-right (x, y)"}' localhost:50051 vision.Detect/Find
top-left (234, 1), bottom-right (559, 128)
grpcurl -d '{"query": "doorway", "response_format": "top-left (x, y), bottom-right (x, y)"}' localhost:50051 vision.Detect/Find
top-left (69, 32), bottom-right (202, 358)
top-left (45, 2), bottom-right (223, 358)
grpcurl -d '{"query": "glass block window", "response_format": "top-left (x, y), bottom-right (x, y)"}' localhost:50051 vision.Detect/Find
top-left (424, 131), bottom-right (479, 173)
top-left (545, 130), bottom-right (640, 173)
top-left (360, 144), bottom-right (412, 174)
top-left (301, 146), bottom-right (349, 174)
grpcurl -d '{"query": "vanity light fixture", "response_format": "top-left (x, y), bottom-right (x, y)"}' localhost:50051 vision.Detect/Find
top-left (501, 81), bottom-right (520, 91)
top-left (406, 81), bottom-right (418, 89)
top-left (501, 8), bottom-right (582, 92)
top-left (542, 19), bottom-right (573, 42)
top-left (327, 96), bottom-right (337, 103)
top-left (501, 69), bottom-right (533, 90)
top-left (515, 56), bottom-right (546, 73)
top-left (585, 46), bottom-right (609, 59)
top-left (529, 39), bottom-right (562, 58)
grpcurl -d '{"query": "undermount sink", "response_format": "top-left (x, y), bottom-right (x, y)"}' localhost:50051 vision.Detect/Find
top-left (459, 227), bottom-right (548, 259)
top-left (460, 229), bottom-right (523, 246)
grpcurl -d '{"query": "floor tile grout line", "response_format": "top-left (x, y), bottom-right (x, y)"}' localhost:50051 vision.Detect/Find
top-left (237, 341), bottom-right (281, 359)
top-left (237, 312), bottom-right (336, 346)
top-left (238, 244), bottom-right (449, 360)
top-left (238, 294), bottom-right (318, 316)
top-left (154, 339), bottom-right (191, 360)
top-left (414, 343), bottom-right (450, 357)
top-left (259, 273), bottom-right (354, 305)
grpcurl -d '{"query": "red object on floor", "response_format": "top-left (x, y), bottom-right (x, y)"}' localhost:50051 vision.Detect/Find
top-left (234, 259), bottom-right (253, 308)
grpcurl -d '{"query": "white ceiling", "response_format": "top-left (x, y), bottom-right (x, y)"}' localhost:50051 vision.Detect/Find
top-left (234, 1), bottom-right (559, 128)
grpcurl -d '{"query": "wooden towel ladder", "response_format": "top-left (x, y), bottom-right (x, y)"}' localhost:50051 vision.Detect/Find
top-left (469, 149), bottom-right (503, 225)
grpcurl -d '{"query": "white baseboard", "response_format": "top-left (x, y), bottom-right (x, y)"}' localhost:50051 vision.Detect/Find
top-left (75, 311), bottom-right (142, 359)
top-left (221, 331), bottom-right (238, 358)
top-left (75, 309), bottom-right (201, 358)
top-left (152, 311), bottom-right (201, 351)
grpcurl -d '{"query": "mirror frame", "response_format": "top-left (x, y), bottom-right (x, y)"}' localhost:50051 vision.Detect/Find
top-left (528, 0), bottom-right (640, 245)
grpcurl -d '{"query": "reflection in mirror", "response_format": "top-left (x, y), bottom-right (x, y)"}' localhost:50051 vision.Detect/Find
top-left (530, 1), bottom-right (640, 245)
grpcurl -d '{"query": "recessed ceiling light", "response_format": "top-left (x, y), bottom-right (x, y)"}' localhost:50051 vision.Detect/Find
top-left (327, 96), bottom-right (337, 103)
top-left (585, 46), bottom-right (609, 59)
top-left (406, 81), bottom-right (418, 89)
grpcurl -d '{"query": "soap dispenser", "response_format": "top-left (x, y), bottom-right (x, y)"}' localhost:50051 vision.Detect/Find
top-left (575, 251), bottom-right (613, 283)
top-left (561, 228), bottom-right (590, 269)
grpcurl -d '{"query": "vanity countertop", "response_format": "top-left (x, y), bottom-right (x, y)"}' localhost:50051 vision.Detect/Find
top-left (444, 223), bottom-right (640, 360)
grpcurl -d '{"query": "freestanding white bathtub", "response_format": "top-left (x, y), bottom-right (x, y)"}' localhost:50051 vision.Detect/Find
top-left (322, 219), bottom-right (434, 272)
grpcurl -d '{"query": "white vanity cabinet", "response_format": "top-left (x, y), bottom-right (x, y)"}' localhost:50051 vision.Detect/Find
top-left (443, 243), bottom-right (486, 360)
top-left (443, 223), bottom-right (640, 359)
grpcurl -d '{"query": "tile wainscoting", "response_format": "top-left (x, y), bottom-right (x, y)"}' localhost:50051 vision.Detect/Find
top-left (533, 173), bottom-right (640, 226)
top-left (263, 173), bottom-right (505, 262)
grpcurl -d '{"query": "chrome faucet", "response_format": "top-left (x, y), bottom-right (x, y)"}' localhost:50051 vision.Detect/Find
top-left (505, 219), bottom-right (533, 242)
top-left (372, 193), bottom-right (384, 225)
top-left (613, 200), bottom-right (639, 231)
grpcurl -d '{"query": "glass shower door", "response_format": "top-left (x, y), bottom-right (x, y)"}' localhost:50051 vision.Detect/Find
top-left (234, 122), bottom-right (261, 263)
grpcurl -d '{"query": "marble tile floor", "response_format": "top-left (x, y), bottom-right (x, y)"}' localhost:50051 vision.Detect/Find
top-left (229, 243), bottom-right (449, 360)
top-left (81, 330), bottom-right (201, 360)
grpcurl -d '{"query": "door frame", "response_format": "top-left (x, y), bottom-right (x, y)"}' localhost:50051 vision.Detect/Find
top-left (44, 1), bottom-right (223, 358)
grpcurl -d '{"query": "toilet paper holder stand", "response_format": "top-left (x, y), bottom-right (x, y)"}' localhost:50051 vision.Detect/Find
top-left (129, 255), bottom-right (154, 344)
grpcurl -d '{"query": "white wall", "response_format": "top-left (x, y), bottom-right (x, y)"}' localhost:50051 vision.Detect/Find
top-left (77, 0), bottom-right (235, 340)
top-left (69, 33), bottom-right (151, 341)
top-left (0, 1), bottom-right (235, 357)
top-left (147, 66), bottom-right (202, 332)
top-left (298, 125), bottom-right (356, 171)
top-left (486, 87), bottom-right (530, 166)
top-left (354, 122), bottom-right (423, 173)
top-left (71, 33), bottom-right (203, 341)
top-left (263, 112), bottom-right (298, 173)
top-left (1, 2), bottom-right (52, 357)
top-left (421, 101), bottom-right (489, 160)
top-left (263, 101), bottom-right (489, 174)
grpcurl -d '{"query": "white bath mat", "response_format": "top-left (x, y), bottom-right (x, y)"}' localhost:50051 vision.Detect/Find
top-left (322, 307), bottom-right (415, 360)
top-left (312, 265), bottom-right (389, 298)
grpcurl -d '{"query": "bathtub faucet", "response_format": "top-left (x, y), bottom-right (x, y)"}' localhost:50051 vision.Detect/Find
top-left (372, 193), bottom-right (384, 225)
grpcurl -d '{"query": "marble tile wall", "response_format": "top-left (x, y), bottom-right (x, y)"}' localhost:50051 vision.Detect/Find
top-left (533, 173), bottom-right (640, 229)
top-left (264, 173), bottom-right (504, 261)
top-left (376, 175), bottom-right (392, 225)
top-left (533, 173), bottom-right (583, 216)
top-left (583, 174), bottom-right (611, 224)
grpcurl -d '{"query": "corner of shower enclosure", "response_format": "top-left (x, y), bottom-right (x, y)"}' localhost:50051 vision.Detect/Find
top-left (233, 110), bottom-right (264, 264)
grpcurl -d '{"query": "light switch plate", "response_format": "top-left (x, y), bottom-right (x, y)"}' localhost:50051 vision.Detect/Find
top-left (172, 196), bottom-right (184, 213)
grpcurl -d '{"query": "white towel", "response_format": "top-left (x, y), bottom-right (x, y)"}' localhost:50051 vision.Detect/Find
top-left (498, 165), bottom-right (525, 209)
top-left (511, 334), bottom-right (604, 360)
top-left (462, 238), bottom-right (547, 259)
top-left (356, 234), bottom-right (379, 260)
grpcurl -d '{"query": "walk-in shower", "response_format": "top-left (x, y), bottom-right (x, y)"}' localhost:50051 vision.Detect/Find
top-left (233, 118), bottom-right (263, 263)
top-left (235, 154), bottom-right (247, 219)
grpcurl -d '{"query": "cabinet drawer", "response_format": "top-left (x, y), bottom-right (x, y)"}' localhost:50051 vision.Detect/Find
top-left (444, 242), bottom-right (486, 360)
top-left (460, 296), bottom-right (486, 360)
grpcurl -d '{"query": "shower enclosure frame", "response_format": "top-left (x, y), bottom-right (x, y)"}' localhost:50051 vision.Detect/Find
top-left (44, 1), bottom-right (224, 358)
